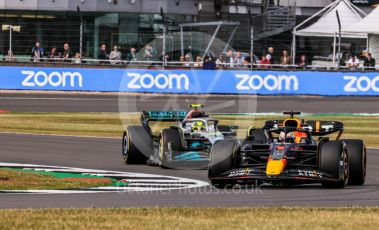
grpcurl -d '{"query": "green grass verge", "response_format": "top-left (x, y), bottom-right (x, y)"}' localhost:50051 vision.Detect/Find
top-left (0, 168), bottom-right (112, 190)
top-left (0, 207), bottom-right (378, 230)
top-left (0, 112), bottom-right (122, 137)
top-left (0, 112), bottom-right (378, 147)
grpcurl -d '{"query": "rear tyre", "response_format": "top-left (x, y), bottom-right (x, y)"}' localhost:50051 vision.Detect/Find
top-left (319, 141), bottom-right (349, 188)
top-left (343, 139), bottom-right (366, 185)
top-left (122, 126), bottom-right (152, 164)
top-left (208, 139), bottom-right (239, 188)
top-left (159, 129), bottom-right (182, 168)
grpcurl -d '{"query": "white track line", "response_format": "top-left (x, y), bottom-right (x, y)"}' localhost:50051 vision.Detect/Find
top-left (367, 147), bottom-right (379, 150)
top-left (0, 162), bottom-right (209, 194)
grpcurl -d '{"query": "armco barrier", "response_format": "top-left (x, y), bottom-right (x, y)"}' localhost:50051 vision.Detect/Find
top-left (0, 66), bottom-right (379, 96)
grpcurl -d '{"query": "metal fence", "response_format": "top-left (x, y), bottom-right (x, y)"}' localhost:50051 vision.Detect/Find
top-left (0, 10), bottom-right (373, 72)
top-left (0, 56), bottom-right (377, 72)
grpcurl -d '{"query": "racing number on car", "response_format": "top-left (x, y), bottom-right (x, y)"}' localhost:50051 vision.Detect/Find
top-left (228, 169), bottom-right (252, 177)
top-left (298, 170), bottom-right (323, 178)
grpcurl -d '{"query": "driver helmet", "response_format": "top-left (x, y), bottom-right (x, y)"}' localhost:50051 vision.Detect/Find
top-left (192, 121), bottom-right (206, 132)
top-left (286, 131), bottom-right (307, 143)
top-left (286, 132), bottom-right (295, 143)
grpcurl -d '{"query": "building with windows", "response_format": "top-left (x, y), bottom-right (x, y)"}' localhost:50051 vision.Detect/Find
top-left (0, 0), bottom-right (198, 59)
top-left (0, 0), bottom-right (377, 60)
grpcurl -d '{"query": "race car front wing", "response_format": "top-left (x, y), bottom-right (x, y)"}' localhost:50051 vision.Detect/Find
top-left (210, 167), bottom-right (340, 184)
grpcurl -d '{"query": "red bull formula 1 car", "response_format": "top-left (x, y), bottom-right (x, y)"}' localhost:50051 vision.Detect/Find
top-left (208, 111), bottom-right (366, 188)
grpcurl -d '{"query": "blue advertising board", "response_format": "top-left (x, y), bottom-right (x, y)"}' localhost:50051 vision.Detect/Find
top-left (0, 66), bottom-right (378, 96)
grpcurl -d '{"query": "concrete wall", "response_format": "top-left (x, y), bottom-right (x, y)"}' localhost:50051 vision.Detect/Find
top-left (4, 0), bottom-right (38, 10)
top-left (38, 0), bottom-right (69, 11)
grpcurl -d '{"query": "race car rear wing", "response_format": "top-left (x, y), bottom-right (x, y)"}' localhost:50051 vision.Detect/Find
top-left (303, 120), bottom-right (344, 136)
top-left (141, 111), bottom-right (188, 122)
top-left (263, 120), bottom-right (344, 137)
top-left (262, 111), bottom-right (344, 138)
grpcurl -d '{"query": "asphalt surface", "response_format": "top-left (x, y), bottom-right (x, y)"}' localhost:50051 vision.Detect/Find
top-left (0, 133), bottom-right (378, 208)
top-left (1, 92), bottom-right (379, 208)
top-left (0, 92), bottom-right (379, 113)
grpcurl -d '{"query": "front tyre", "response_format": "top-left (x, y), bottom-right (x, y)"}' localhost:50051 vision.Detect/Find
top-left (122, 132), bottom-right (129, 164)
top-left (343, 139), bottom-right (366, 185)
top-left (208, 139), bottom-right (239, 188)
top-left (159, 129), bottom-right (182, 168)
top-left (319, 141), bottom-right (349, 188)
top-left (122, 126), bottom-right (152, 164)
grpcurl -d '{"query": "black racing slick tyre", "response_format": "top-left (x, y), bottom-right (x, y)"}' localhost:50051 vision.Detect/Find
top-left (319, 141), bottom-right (349, 188)
top-left (159, 128), bottom-right (182, 168)
top-left (342, 139), bottom-right (366, 185)
top-left (122, 126), bottom-right (152, 164)
top-left (208, 139), bottom-right (239, 188)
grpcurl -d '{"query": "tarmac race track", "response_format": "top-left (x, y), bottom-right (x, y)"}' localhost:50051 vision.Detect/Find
top-left (0, 133), bottom-right (378, 208)
top-left (0, 92), bottom-right (379, 113)
top-left (0, 93), bottom-right (379, 208)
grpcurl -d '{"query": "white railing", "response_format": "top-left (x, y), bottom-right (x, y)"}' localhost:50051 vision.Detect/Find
top-left (1, 56), bottom-right (377, 72)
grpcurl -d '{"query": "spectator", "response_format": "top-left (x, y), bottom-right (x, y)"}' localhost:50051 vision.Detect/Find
top-left (31, 41), bottom-right (44, 63)
top-left (184, 54), bottom-right (191, 67)
top-left (194, 56), bottom-right (202, 68)
top-left (298, 54), bottom-right (309, 69)
top-left (347, 54), bottom-right (360, 69)
top-left (340, 52), bottom-right (350, 67)
top-left (203, 56), bottom-right (216, 70)
top-left (280, 50), bottom-right (292, 66)
top-left (98, 44), bottom-right (109, 64)
top-left (126, 48), bottom-right (137, 62)
top-left (216, 54), bottom-right (225, 68)
top-left (364, 53), bottom-right (376, 69)
top-left (185, 53), bottom-right (193, 60)
top-left (225, 50), bottom-right (234, 68)
top-left (74, 53), bottom-right (81, 64)
top-left (179, 56), bottom-right (185, 65)
top-left (163, 54), bottom-right (170, 62)
top-left (109, 45), bottom-right (122, 64)
top-left (244, 52), bottom-right (258, 68)
top-left (266, 47), bottom-right (275, 64)
top-left (234, 51), bottom-right (245, 66)
top-left (260, 55), bottom-right (271, 68)
top-left (62, 43), bottom-right (72, 62)
top-left (360, 50), bottom-right (368, 61)
top-left (151, 47), bottom-right (159, 61)
top-left (144, 45), bottom-right (154, 61)
top-left (48, 47), bottom-right (60, 62)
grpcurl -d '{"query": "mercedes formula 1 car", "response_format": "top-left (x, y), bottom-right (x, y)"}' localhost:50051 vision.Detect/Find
top-left (208, 111), bottom-right (366, 188)
top-left (122, 104), bottom-right (237, 169)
